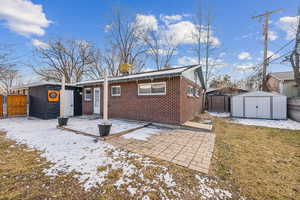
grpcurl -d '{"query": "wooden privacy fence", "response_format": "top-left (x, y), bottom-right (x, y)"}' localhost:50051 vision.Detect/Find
top-left (0, 95), bottom-right (28, 117)
top-left (287, 97), bottom-right (300, 122)
top-left (207, 95), bottom-right (231, 113)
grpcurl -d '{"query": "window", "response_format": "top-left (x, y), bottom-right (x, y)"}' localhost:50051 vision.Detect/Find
top-left (138, 82), bottom-right (166, 95)
top-left (187, 85), bottom-right (194, 97)
top-left (111, 86), bottom-right (121, 96)
top-left (195, 88), bottom-right (200, 97)
top-left (84, 88), bottom-right (92, 101)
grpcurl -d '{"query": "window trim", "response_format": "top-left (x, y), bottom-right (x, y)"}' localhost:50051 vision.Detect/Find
top-left (111, 85), bottom-right (121, 96)
top-left (138, 82), bottom-right (166, 96)
top-left (195, 88), bottom-right (200, 97)
top-left (84, 88), bottom-right (92, 101)
top-left (187, 85), bottom-right (194, 97)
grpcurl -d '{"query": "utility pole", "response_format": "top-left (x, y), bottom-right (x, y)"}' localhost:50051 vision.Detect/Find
top-left (252, 9), bottom-right (283, 91)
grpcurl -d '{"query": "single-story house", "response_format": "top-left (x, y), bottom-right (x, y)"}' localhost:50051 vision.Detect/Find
top-left (77, 65), bottom-right (203, 125)
top-left (266, 71), bottom-right (298, 97)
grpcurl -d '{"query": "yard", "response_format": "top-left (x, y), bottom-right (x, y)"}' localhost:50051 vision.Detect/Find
top-left (0, 116), bottom-right (299, 199)
top-left (211, 118), bottom-right (300, 200)
top-left (0, 117), bottom-right (235, 200)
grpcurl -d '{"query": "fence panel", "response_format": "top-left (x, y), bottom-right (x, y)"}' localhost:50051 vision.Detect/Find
top-left (7, 95), bottom-right (27, 116)
top-left (287, 97), bottom-right (300, 122)
top-left (207, 95), bottom-right (230, 112)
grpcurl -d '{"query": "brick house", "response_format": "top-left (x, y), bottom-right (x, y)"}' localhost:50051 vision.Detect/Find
top-left (77, 65), bottom-right (203, 125)
top-left (266, 72), bottom-right (298, 97)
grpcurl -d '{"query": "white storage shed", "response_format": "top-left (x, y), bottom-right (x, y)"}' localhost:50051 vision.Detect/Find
top-left (231, 91), bottom-right (287, 120)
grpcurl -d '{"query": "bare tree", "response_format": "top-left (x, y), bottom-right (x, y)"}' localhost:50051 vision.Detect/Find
top-left (106, 7), bottom-right (147, 74)
top-left (290, 9), bottom-right (300, 96)
top-left (0, 45), bottom-right (16, 75)
top-left (32, 39), bottom-right (95, 83)
top-left (192, 2), bottom-right (223, 111)
top-left (0, 69), bottom-right (20, 94)
top-left (143, 29), bottom-right (178, 70)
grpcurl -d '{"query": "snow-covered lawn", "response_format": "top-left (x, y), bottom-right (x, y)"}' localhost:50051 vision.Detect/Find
top-left (231, 118), bottom-right (300, 130)
top-left (66, 116), bottom-right (147, 136)
top-left (0, 117), bottom-right (234, 199)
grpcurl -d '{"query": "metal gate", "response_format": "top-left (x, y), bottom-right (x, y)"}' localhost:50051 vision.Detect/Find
top-left (6, 95), bottom-right (27, 116)
top-left (207, 95), bottom-right (231, 112)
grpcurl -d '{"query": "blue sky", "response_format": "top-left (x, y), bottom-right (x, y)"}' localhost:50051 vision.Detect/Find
top-left (0, 0), bottom-right (299, 82)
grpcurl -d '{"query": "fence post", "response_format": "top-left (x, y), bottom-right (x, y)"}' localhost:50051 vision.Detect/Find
top-left (3, 95), bottom-right (7, 118)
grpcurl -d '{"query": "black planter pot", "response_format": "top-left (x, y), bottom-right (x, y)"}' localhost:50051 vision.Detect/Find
top-left (58, 117), bottom-right (69, 127)
top-left (98, 124), bottom-right (112, 137)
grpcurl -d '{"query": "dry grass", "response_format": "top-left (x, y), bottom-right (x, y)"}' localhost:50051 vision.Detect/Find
top-left (211, 119), bottom-right (300, 200)
top-left (0, 132), bottom-right (95, 200)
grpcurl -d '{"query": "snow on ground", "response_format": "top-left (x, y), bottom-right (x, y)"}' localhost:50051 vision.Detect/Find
top-left (122, 126), bottom-right (165, 141)
top-left (0, 117), bottom-right (234, 198)
top-left (206, 112), bottom-right (231, 118)
top-left (66, 116), bottom-right (146, 136)
top-left (231, 118), bottom-right (300, 130)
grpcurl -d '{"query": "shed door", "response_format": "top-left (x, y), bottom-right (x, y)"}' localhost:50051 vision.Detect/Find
top-left (64, 90), bottom-right (74, 117)
top-left (93, 88), bottom-right (101, 114)
top-left (245, 97), bottom-right (271, 119)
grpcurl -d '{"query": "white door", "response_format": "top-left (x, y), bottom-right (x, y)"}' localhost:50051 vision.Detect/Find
top-left (93, 88), bottom-right (101, 114)
top-left (245, 97), bottom-right (271, 119)
top-left (64, 90), bottom-right (74, 117)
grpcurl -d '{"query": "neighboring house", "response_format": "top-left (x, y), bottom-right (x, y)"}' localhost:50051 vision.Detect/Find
top-left (266, 72), bottom-right (298, 97)
top-left (77, 65), bottom-right (203, 125)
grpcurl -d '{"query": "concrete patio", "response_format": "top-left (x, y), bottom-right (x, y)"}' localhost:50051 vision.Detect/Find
top-left (107, 129), bottom-right (215, 173)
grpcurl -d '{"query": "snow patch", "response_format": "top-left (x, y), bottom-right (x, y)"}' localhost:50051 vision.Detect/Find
top-left (122, 127), bottom-right (164, 141)
top-left (231, 118), bottom-right (300, 130)
top-left (195, 175), bottom-right (232, 200)
top-left (207, 112), bottom-right (230, 118)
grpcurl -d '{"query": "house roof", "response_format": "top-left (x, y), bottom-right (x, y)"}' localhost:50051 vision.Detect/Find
top-left (77, 65), bottom-right (199, 86)
top-left (12, 81), bottom-right (76, 90)
top-left (269, 71), bottom-right (294, 81)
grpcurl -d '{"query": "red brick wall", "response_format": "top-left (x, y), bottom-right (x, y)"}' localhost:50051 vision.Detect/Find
top-left (82, 76), bottom-right (202, 124)
top-left (180, 77), bottom-right (202, 124)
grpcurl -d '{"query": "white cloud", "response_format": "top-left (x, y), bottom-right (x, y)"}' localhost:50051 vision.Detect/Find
top-left (219, 52), bottom-right (226, 57)
top-left (177, 56), bottom-right (198, 65)
top-left (135, 14), bottom-right (158, 31)
top-left (160, 14), bottom-right (183, 24)
top-left (276, 16), bottom-right (299, 40)
top-left (31, 39), bottom-right (49, 48)
top-left (238, 52), bottom-right (252, 60)
top-left (0, 0), bottom-right (51, 36)
top-left (162, 21), bottom-right (220, 46)
top-left (234, 63), bottom-right (256, 72)
top-left (104, 24), bottom-right (112, 32)
top-left (269, 31), bottom-right (278, 41)
top-left (177, 56), bottom-right (226, 69)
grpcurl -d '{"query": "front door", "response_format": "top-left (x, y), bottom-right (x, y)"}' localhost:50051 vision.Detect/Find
top-left (93, 88), bottom-right (101, 114)
top-left (64, 90), bottom-right (74, 117)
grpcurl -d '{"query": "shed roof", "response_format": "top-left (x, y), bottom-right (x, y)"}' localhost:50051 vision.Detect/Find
top-left (234, 91), bottom-right (285, 97)
top-left (269, 71), bottom-right (294, 81)
top-left (77, 65), bottom-right (199, 86)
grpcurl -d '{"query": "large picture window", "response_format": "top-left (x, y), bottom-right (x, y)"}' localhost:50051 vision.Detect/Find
top-left (84, 88), bottom-right (92, 101)
top-left (138, 82), bottom-right (166, 95)
top-left (111, 86), bottom-right (121, 96)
